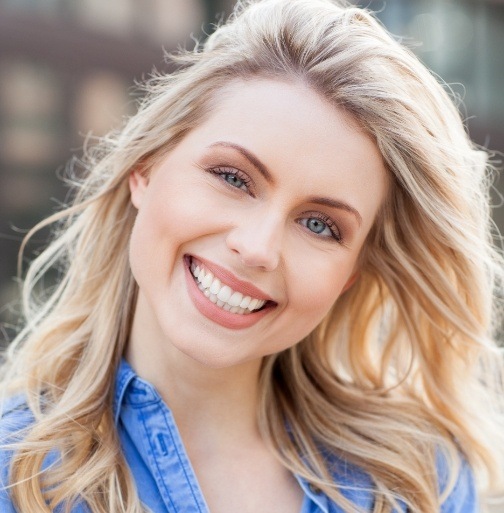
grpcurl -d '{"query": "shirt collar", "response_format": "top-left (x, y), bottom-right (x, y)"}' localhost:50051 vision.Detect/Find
top-left (113, 358), bottom-right (137, 425)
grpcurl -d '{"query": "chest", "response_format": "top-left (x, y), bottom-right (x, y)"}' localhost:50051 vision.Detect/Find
top-left (117, 401), bottom-right (331, 513)
top-left (186, 445), bottom-right (306, 513)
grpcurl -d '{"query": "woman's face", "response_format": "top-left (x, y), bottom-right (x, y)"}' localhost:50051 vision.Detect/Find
top-left (128, 79), bottom-right (388, 369)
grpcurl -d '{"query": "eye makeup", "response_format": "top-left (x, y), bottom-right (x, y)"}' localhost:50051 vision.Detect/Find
top-left (196, 143), bottom-right (361, 246)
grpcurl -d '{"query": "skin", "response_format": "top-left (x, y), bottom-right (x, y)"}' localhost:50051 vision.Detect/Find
top-left (126, 78), bottom-right (388, 512)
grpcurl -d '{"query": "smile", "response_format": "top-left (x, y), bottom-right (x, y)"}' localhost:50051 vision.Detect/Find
top-left (183, 255), bottom-right (276, 330)
top-left (190, 260), bottom-right (267, 315)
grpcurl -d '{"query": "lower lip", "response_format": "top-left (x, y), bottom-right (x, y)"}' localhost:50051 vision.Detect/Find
top-left (183, 256), bottom-right (275, 329)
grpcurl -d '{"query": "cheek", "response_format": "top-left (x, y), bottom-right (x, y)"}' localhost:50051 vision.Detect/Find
top-left (288, 253), bottom-right (355, 320)
top-left (128, 188), bottom-right (181, 280)
top-left (131, 180), bottom-right (190, 238)
top-left (266, 261), bottom-right (350, 356)
top-left (128, 208), bottom-right (166, 280)
top-left (128, 178), bottom-right (221, 278)
top-left (294, 276), bottom-right (343, 318)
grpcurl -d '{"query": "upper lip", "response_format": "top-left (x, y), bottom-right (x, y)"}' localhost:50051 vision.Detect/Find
top-left (187, 254), bottom-right (275, 303)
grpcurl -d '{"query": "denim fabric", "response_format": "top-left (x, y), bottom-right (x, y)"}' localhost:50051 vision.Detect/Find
top-left (0, 359), bottom-right (478, 512)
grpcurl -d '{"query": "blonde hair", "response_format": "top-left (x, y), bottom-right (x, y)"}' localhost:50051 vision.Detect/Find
top-left (1, 0), bottom-right (503, 511)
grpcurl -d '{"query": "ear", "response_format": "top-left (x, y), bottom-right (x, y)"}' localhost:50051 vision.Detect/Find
top-left (341, 271), bottom-right (359, 294)
top-left (128, 168), bottom-right (149, 209)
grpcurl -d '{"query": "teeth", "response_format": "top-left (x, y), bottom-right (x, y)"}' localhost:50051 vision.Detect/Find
top-left (202, 272), bottom-right (213, 288)
top-left (240, 296), bottom-right (251, 309)
top-left (217, 286), bottom-right (232, 303)
top-left (247, 298), bottom-right (259, 311)
top-left (189, 258), bottom-right (270, 315)
top-left (209, 278), bottom-right (221, 295)
top-left (228, 292), bottom-right (243, 307)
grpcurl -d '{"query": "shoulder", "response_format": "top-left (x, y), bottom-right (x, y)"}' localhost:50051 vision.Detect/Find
top-left (0, 394), bottom-right (33, 424)
top-left (323, 450), bottom-right (478, 512)
top-left (0, 394), bottom-right (35, 513)
top-left (0, 393), bottom-right (36, 453)
top-left (438, 451), bottom-right (478, 513)
top-left (0, 395), bottom-right (91, 513)
top-left (0, 394), bottom-right (37, 460)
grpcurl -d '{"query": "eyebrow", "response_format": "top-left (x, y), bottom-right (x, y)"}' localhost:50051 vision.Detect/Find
top-left (307, 196), bottom-right (362, 227)
top-left (207, 140), bottom-right (362, 227)
top-left (208, 141), bottom-right (275, 184)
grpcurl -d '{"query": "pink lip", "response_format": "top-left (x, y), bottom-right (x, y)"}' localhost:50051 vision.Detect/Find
top-left (189, 254), bottom-right (274, 301)
top-left (183, 255), bottom-right (276, 330)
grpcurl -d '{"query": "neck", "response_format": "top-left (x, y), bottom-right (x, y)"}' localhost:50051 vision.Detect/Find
top-left (159, 352), bottom-right (263, 444)
top-left (126, 297), bottom-right (264, 446)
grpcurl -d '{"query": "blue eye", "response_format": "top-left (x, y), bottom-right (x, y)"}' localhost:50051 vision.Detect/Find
top-left (223, 172), bottom-right (247, 191)
top-left (207, 166), bottom-right (253, 193)
top-left (306, 218), bottom-right (326, 234)
top-left (299, 214), bottom-right (341, 242)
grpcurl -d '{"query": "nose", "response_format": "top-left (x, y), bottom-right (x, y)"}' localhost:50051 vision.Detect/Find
top-left (225, 209), bottom-right (283, 272)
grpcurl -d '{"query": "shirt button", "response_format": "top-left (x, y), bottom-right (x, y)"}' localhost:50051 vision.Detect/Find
top-left (308, 483), bottom-right (321, 494)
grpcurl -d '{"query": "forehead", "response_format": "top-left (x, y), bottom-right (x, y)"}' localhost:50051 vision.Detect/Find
top-left (206, 78), bottom-right (380, 157)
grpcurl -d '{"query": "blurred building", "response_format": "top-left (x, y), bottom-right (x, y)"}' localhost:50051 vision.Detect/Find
top-left (1, 0), bottom-right (503, 340)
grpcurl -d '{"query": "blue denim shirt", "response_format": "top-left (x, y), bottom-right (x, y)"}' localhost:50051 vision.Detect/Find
top-left (1, 359), bottom-right (478, 512)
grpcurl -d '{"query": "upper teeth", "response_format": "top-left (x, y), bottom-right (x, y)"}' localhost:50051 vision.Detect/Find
top-left (190, 260), bottom-right (267, 314)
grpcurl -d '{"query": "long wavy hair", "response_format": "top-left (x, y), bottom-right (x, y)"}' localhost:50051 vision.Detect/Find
top-left (1, 0), bottom-right (503, 511)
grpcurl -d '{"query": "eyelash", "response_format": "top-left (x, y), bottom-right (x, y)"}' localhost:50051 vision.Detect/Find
top-left (206, 166), bottom-right (343, 244)
top-left (207, 166), bottom-right (254, 194)
top-left (298, 212), bottom-right (342, 243)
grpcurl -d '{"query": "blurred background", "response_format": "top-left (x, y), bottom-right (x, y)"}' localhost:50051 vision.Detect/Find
top-left (1, 0), bottom-right (503, 344)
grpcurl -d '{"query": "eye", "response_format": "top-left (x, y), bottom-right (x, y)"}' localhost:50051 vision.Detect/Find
top-left (207, 166), bottom-right (253, 194)
top-left (298, 213), bottom-right (342, 242)
top-left (222, 172), bottom-right (247, 191)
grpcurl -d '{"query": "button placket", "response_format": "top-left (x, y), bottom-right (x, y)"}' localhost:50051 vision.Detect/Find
top-left (124, 377), bottom-right (209, 513)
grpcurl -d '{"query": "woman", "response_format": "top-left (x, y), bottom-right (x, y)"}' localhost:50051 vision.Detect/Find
top-left (1, 0), bottom-right (503, 511)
